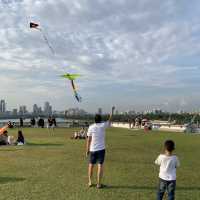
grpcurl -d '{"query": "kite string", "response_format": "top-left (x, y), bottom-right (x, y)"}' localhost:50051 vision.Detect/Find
top-left (37, 28), bottom-right (55, 55)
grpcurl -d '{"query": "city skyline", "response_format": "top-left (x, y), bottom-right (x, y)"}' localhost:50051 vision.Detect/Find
top-left (0, 99), bottom-right (54, 114)
top-left (1, 98), bottom-right (200, 115)
top-left (0, 99), bottom-right (89, 116)
top-left (1, 1), bottom-right (200, 112)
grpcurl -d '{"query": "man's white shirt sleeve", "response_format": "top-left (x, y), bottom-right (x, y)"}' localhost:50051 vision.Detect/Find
top-left (103, 121), bottom-right (111, 129)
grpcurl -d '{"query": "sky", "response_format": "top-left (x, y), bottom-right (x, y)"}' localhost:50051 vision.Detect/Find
top-left (0, 0), bottom-right (200, 113)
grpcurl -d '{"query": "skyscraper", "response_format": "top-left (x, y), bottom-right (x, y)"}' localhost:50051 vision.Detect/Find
top-left (44, 102), bottom-right (52, 116)
top-left (0, 100), bottom-right (6, 113)
top-left (33, 104), bottom-right (39, 115)
top-left (12, 109), bottom-right (18, 115)
top-left (19, 106), bottom-right (27, 115)
top-left (98, 108), bottom-right (102, 115)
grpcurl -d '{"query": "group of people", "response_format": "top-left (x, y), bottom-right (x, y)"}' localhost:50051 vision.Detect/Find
top-left (0, 108), bottom-right (180, 199)
top-left (0, 129), bottom-right (25, 146)
top-left (18, 117), bottom-right (57, 128)
top-left (71, 127), bottom-right (87, 139)
top-left (86, 107), bottom-right (179, 200)
top-left (128, 117), bottom-right (152, 130)
top-left (128, 117), bottom-right (142, 128)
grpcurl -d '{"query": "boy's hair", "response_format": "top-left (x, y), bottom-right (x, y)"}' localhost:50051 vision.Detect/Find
top-left (95, 114), bottom-right (102, 123)
top-left (164, 140), bottom-right (175, 152)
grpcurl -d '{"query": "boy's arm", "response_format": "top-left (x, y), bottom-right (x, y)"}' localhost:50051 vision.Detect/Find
top-left (155, 155), bottom-right (161, 165)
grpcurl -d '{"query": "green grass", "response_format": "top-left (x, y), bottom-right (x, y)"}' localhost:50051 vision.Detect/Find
top-left (0, 128), bottom-right (200, 200)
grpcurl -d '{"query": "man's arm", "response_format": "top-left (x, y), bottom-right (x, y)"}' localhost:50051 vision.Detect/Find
top-left (108, 106), bottom-right (115, 123)
top-left (86, 136), bottom-right (92, 157)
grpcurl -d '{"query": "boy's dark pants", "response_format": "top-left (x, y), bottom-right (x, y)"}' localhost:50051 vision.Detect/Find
top-left (157, 178), bottom-right (176, 200)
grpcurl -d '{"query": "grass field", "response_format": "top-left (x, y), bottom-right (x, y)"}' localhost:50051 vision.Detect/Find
top-left (0, 128), bottom-right (200, 200)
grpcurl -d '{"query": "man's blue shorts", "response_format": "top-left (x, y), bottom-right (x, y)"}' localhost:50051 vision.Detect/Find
top-left (89, 149), bottom-right (105, 164)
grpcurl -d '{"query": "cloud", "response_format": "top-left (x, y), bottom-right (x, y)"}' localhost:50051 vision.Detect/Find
top-left (0, 0), bottom-right (200, 112)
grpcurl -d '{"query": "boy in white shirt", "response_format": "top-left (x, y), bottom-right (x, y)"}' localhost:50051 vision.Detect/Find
top-left (86, 106), bottom-right (115, 189)
top-left (155, 140), bottom-right (180, 200)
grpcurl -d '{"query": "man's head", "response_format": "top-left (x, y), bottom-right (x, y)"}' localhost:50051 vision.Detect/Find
top-left (95, 114), bottom-right (102, 123)
top-left (164, 140), bottom-right (175, 152)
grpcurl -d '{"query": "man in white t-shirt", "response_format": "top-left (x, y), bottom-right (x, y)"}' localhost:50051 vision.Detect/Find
top-left (155, 140), bottom-right (180, 200)
top-left (86, 106), bottom-right (115, 189)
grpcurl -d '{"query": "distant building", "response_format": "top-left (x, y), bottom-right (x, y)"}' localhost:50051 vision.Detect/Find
top-left (44, 102), bottom-right (52, 116)
top-left (98, 108), bottom-right (102, 115)
top-left (19, 106), bottom-right (27, 115)
top-left (66, 108), bottom-right (87, 116)
top-left (38, 107), bottom-right (43, 115)
top-left (33, 104), bottom-right (42, 115)
top-left (12, 109), bottom-right (18, 115)
top-left (128, 110), bottom-right (136, 115)
top-left (33, 104), bottom-right (38, 114)
top-left (0, 100), bottom-right (6, 113)
top-left (144, 108), bottom-right (163, 115)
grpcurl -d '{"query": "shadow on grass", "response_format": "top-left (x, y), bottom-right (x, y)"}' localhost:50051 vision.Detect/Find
top-left (0, 177), bottom-right (25, 184)
top-left (176, 187), bottom-right (200, 191)
top-left (105, 185), bottom-right (155, 190)
top-left (105, 185), bottom-right (200, 191)
top-left (0, 148), bottom-right (24, 152)
top-left (26, 142), bottom-right (63, 147)
top-left (125, 134), bottom-right (141, 137)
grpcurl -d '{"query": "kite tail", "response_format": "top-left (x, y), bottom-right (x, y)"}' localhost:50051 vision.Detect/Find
top-left (71, 80), bottom-right (76, 90)
top-left (38, 29), bottom-right (55, 55)
top-left (74, 91), bottom-right (82, 102)
top-left (71, 80), bottom-right (82, 102)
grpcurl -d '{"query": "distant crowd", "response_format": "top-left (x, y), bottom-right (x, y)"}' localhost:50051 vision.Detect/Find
top-left (27, 116), bottom-right (57, 128)
top-left (5, 116), bottom-right (57, 129)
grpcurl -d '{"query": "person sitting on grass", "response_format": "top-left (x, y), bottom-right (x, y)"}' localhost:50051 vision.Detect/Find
top-left (75, 132), bottom-right (79, 139)
top-left (71, 128), bottom-right (87, 140)
top-left (79, 127), bottom-right (87, 139)
top-left (86, 106), bottom-right (115, 189)
top-left (15, 130), bottom-right (25, 145)
top-left (155, 140), bottom-right (180, 200)
top-left (71, 131), bottom-right (78, 139)
top-left (0, 130), bottom-right (9, 145)
top-left (0, 124), bottom-right (16, 145)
